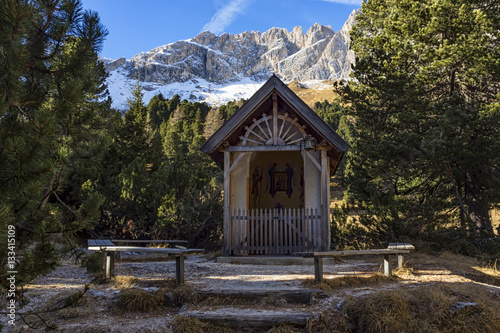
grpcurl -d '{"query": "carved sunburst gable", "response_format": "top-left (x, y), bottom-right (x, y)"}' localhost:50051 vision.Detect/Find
top-left (239, 111), bottom-right (312, 146)
top-left (200, 75), bottom-right (349, 172)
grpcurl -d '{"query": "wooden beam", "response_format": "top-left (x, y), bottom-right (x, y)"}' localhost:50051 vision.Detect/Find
top-left (384, 254), bottom-right (392, 276)
top-left (225, 145), bottom-right (333, 153)
top-left (321, 150), bottom-right (330, 251)
top-left (314, 257), bottom-right (323, 283)
top-left (273, 92), bottom-right (278, 145)
top-left (223, 151), bottom-right (231, 256)
top-left (296, 249), bottom-right (411, 257)
top-left (304, 150), bottom-right (321, 171)
top-left (226, 145), bottom-right (302, 152)
top-left (397, 254), bottom-right (404, 269)
top-left (229, 153), bottom-right (246, 173)
top-left (105, 252), bottom-right (115, 279)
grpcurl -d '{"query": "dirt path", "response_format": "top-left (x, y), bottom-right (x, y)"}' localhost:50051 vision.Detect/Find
top-left (2, 253), bottom-right (499, 332)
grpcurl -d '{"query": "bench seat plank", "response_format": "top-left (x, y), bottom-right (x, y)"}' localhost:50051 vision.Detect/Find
top-left (88, 239), bottom-right (114, 247)
top-left (111, 239), bottom-right (188, 244)
top-left (87, 245), bottom-right (204, 254)
top-left (388, 243), bottom-right (415, 250)
top-left (296, 249), bottom-right (411, 258)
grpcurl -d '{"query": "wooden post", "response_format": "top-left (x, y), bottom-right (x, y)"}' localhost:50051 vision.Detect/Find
top-left (176, 256), bottom-right (185, 284)
top-left (105, 252), bottom-right (115, 279)
top-left (320, 150), bottom-right (330, 251)
top-left (397, 254), bottom-right (404, 269)
top-left (384, 254), bottom-right (392, 276)
top-left (314, 257), bottom-right (323, 283)
top-left (223, 151), bottom-right (231, 256)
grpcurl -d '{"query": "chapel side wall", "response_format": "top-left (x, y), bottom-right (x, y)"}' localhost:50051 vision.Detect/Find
top-left (230, 152), bottom-right (250, 212)
top-left (230, 153), bottom-right (250, 255)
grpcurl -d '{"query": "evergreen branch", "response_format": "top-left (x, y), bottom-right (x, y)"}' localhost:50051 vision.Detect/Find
top-left (19, 312), bottom-right (57, 331)
top-left (27, 0), bottom-right (62, 48)
top-left (53, 191), bottom-right (77, 217)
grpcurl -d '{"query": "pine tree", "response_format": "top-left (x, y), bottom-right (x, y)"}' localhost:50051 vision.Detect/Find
top-left (0, 0), bottom-right (111, 282)
top-left (341, 0), bottom-right (500, 240)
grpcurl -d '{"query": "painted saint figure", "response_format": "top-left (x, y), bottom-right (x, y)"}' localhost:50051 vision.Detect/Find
top-left (269, 163), bottom-right (277, 197)
top-left (251, 166), bottom-right (262, 207)
top-left (285, 163), bottom-right (294, 198)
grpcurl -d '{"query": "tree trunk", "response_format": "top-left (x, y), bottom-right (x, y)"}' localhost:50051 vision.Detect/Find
top-left (465, 174), bottom-right (494, 238)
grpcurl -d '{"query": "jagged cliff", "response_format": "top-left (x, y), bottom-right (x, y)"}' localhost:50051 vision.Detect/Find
top-left (104, 9), bottom-right (359, 109)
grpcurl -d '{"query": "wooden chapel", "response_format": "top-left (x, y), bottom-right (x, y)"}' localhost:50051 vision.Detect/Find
top-left (201, 75), bottom-right (349, 256)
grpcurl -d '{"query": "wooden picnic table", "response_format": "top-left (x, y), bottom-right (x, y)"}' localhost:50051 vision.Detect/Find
top-left (295, 243), bottom-right (415, 283)
top-left (87, 239), bottom-right (204, 284)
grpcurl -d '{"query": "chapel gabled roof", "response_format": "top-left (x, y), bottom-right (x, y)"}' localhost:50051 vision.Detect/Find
top-left (200, 75), bottom-right (349, 174)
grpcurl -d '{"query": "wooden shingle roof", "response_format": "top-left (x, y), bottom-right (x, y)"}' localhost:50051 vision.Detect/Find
top-left (200, 75), bottom-right (349, 175)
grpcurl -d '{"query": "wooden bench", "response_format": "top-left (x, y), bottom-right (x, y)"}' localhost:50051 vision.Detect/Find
top-left (295, 243), bottom-right (415, 283)
top-left (87, 239), bottom-right (204, 284)
top-left (110, 239), bottom-right (188, 245)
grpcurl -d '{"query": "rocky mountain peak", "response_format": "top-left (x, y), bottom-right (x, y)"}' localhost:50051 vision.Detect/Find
top-left (104, 10), bottom-right (360, 109)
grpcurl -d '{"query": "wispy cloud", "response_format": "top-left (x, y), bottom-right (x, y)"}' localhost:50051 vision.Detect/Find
top-left (319, 0), bottom-right (362, 5)
top-left (202, 0), bottom-right (253, 35)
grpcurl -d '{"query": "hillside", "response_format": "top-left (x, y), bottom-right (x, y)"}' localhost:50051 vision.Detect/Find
top-left (287, 80), bottom-right (339, 107)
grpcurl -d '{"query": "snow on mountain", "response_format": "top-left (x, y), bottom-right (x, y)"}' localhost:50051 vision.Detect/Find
top-left (104, 9), bottom-right (359, 110)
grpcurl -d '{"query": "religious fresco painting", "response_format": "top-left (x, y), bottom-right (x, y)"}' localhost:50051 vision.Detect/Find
top-left (250, 155), bottom-right (304, 211)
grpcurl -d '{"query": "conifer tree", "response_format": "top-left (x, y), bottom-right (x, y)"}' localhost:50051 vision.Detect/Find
top-left (341, 0), bottom-right (499, 240)
top-left (0, 0), bottom-right (111, 282)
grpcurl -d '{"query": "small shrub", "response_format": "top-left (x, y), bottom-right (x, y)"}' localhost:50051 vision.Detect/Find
top-left (115, 288), bottom-right (164, 312)
top-left (322, 284), bottom-right (500, 333)
top-left (172, 316), bottom-right (207, 333)
top-left (85, 252), bottom-right (104, 273)
top-left (174, 285), bottom-right (196, 306)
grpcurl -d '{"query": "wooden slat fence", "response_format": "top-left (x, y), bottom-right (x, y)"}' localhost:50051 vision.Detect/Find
top-left (230, 208), bottom-right (321, 255)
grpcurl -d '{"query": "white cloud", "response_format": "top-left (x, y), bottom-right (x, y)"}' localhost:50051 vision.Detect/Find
top-left (319, 0), bottom-right (362, 5)
top-left (202, 0), bottom-right (252, 35)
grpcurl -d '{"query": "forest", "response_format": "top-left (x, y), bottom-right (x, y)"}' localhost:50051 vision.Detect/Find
top-left (0, 0), bottom-right (499, 287)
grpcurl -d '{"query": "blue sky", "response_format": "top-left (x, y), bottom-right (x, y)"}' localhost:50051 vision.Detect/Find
top-left (81, 0), bottom-right (362, 60)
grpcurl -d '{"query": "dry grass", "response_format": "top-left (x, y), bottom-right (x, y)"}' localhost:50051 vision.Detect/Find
top-left (115, 288), bottom-right (164, 312)
top-left (112, 275), bottom-right (138, 288)
top-left (304, 273), bottom-right (397, 293)
top-left (172, 316), bottom-right (207, 333)
top-left (314, 284), bottom-right (500, 333)
top-left (287, 80), bottom-right (339, 107)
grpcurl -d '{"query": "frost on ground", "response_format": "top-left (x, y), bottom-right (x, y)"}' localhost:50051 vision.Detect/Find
top-left (2, 253), bottom-right (499, 332)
